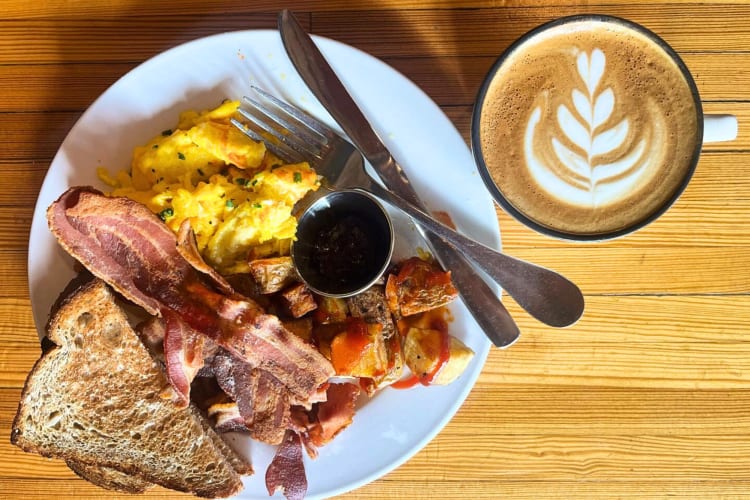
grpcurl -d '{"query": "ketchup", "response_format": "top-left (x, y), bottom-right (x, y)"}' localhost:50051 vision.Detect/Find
top-left (391, 308), bottom-right (452, 389)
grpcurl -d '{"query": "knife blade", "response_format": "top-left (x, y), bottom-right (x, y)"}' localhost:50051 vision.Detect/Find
top-left (278, 10), bottom-right (521, 347)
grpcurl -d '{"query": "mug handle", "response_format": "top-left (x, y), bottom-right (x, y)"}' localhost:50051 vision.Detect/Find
top-left (704, 114), bottom-right (738, 143)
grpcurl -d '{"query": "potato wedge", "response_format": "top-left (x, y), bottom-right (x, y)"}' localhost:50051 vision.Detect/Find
top-left (329, 319), bottom-right (388, 378)
top-left (402, 327), bottom-right (474, 385)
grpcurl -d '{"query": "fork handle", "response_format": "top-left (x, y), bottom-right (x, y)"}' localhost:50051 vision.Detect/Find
top-left (362, 184), bottom-right (585, 329)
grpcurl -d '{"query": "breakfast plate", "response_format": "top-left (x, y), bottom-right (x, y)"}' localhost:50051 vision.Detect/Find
top-left (28, 30), bottom-right (499, 499)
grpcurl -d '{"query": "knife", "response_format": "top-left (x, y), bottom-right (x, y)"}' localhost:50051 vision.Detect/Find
top-left (278, 10), bottom-right (582, 345)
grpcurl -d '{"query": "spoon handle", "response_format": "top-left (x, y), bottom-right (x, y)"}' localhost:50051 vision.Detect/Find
top-left (364, 184), bottom-right (585, 328)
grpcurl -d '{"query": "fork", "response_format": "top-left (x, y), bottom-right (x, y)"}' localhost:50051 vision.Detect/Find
top-left (232, 87), bottom-right (584, 333)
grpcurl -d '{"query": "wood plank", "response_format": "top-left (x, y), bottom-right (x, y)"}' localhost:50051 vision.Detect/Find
top-left (314, 5), bottom-right (750, 56)
top-left (2, 6), bottom-right (749, 62)
top-left (0, 162), bottom-right (50, 203)
top-left (485, 341), bottom-right (750, 390)
top-left (0, 14), bottom-right (294, 65)
top-left (0, 253), bottom-right (27, 299)
top-left (454, 386), bottom-right (750, 435)
top-left (345, 480), bottom-right (750, 499)
top-left (0, 207), bottom-right (34, 250)
top-left (0, 64), bottom-right (136, 113)
top-left (0, 111), bottom-right (81, 158)
top-left (0, 298), bottom-right (36, 344)
top-left (499, 295), bottom-right (750, 344)
top-left (1, 0), bottom-right (746, 20)
top-left (395, 434), bottom-right (750, 481)
top-left (505, 248), bottom-right (750, 294)
top-left (3, 478), bottom-right (750, 499)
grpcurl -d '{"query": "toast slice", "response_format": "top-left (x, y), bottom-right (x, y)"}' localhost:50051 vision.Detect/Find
top-left (11, 277), bottom-right (247, 498)
top-left (64, 405), bottom-right (253, 495)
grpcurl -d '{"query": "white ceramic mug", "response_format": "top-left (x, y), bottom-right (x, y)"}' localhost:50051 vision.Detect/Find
top-left (472, 15), bottom-right (737, 241)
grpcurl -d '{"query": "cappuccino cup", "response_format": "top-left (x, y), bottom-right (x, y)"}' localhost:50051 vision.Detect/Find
top-left (472, 15), bottom-right (737, 240)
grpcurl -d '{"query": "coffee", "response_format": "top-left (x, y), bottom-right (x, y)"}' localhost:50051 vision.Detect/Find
top-left (474, 16), bottom-right (702, 238)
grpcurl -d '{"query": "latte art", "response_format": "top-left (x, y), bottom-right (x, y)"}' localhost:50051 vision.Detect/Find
top-left (474, 17), bottom-right (701, 237)
top-left (525, 48), bottom-right (663, 208)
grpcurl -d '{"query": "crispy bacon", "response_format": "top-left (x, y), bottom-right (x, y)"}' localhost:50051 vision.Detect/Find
top-left (210, 349), bottom-right (291, 445)
top-left (176, 219), bottom-right (235, 296)
top-left (308, 383), bottom-right (360, 447)
top-left (265, 431), bottom-right (307, 500)
top-left (162, 309), bottom-right (205, 407)
top-left (47, 187), bottom-right (180, 316)
top-left (207, 401), bottom-right (247, 433)
top-left (47, 187), bottom-right (334, 406)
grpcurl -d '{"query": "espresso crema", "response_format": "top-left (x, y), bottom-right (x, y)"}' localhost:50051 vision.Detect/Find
top-left (477, 18), bottom-right (700, 236)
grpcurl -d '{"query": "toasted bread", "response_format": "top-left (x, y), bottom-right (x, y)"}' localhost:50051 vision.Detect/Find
top-left (11, 277), bottom-right (247, 498)
top-left (66, 460), bottom-right (155, 494)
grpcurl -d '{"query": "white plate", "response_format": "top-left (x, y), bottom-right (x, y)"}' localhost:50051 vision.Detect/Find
top-left (28, 30), bottom-right (498, 499)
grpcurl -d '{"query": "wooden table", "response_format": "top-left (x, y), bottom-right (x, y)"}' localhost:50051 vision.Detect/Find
top-left (2, 1), bottom-right (749, 498)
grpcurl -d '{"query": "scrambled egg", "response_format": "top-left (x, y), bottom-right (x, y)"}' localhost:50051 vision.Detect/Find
top-left (98, 100), bottom-right (319, 274)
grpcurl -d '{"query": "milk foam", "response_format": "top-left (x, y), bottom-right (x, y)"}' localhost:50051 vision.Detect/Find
top-left (477, 18), bottom-right (701, 236)
top-left (524, 48), bottom-right (657, 208)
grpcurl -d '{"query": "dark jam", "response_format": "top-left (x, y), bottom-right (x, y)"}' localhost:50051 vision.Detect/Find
top-left (293, 190), bottom-right (392, 296)
top-left (311, 215), bottom-right (377, 290)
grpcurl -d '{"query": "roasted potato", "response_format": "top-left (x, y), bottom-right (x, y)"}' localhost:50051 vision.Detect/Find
top-left (329, 319), bottom-right (388, 378)
top-left (248, 256), bottom-right (297, 294)
top-left (314, 296), bottom-right (349, 325)
top-left (385, 257), bottom-right (458, 317)
top-left (279, 283), bottom-right (317, 319)
top-left (402, 326), bottom-right (474, 385)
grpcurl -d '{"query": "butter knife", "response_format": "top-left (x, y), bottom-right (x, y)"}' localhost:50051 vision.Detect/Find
top-left (278, 10), bottom-right (584, 345)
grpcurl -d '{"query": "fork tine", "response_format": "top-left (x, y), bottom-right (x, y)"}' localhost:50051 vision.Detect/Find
top-left (232, 106), bottom-right (308, 163)
top-left (250, 86), bottom-right (336, 139)
top-left (240, 95), bottom-right (323, 161)
top-left (228, 116), bottom-right (297, 163)
top-left (230, 117), bottom-right (303, 163)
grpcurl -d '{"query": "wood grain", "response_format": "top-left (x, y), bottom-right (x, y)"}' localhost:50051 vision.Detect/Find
top-left (1, 1), bottom-right (749, 499)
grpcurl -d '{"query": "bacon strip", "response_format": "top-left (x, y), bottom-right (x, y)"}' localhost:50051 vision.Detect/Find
top-left (265, 431), bottom-right (307, 500)
top-left (308, 383), bottom-right (360, 447)
top-left (162, 309), bottom-right (205, 407)
top-left (47, 187), bottom-right (334, 404)
top-left (176, 219), bottom-right (235, 296)
top-left (47, 187), bottom-right (176, 316)
top-left (210, 350), bottom-right (291, 445)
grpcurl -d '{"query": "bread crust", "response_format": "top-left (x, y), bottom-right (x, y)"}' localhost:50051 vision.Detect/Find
top-left (66, 460), bottom-right (155, 494)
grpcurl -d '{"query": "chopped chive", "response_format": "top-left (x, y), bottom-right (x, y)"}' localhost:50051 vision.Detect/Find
top-left (152, 144), bottom-right (159, 149)
top-left (197, 168), bottom-right (205, 176)
top-left (226, 199), bottom-right (235, 208)
top-left (253, 202), bottom-right (262, 209)
top-left (161, 129), bottom-right (172, 136)
top-left (235, 178), bottom-right (249, 186)
top-left (293, 172), bottom-right (302, 183)
top-left (158, 208), bottom-right (174, 221)
top-left (177, 152), bottom-right (185, 160)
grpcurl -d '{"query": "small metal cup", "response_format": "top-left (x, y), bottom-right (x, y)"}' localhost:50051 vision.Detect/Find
top-left (292, 189), bottom-right (394, 297)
